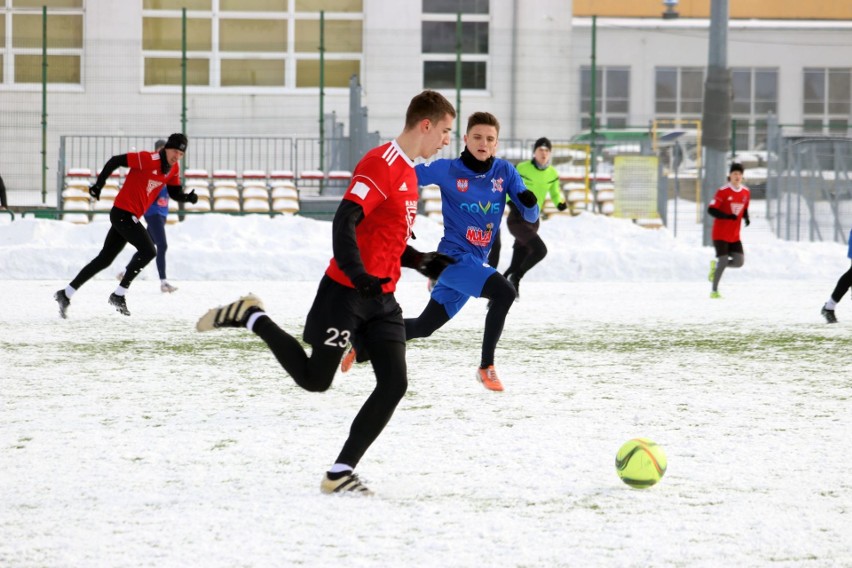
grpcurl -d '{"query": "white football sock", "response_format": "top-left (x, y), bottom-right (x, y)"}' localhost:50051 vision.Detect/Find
top-left (825, 298), bottom-right (838, 310)
top-left (113, 286), bottom-right (128, 297)
top-left (65, 285), bottom-right (76, 298)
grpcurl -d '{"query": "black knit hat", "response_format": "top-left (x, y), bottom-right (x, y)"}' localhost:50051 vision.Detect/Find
top-left (164, 133), bottom-right (188, 151)
top-left (729, 162), bottom-right (744, 174)
top-left (533, 137), bottom-right (552, 152)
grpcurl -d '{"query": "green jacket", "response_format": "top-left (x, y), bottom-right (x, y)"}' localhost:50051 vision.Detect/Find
top-left (514, 159), bottom-right (564, 208)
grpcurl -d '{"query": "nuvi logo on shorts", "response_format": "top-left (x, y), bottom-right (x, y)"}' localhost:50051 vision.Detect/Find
top-left (460, 201), bottom-right (502, 216)
top-left (465, 223), bottom-right (494, 247)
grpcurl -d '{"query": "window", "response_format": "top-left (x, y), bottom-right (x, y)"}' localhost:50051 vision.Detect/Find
top-left (142, 0), bottom-right (363, 90)
top-left (580, 66), bottom-right (630, 129)
top-left (803, 68), bottom-right (851, 135)
top-left (731, 68), bottom-right (778, 150)
top-left (421, 0), bottom-right (489, 91)
top-left (1, 1), bottom-right (84, 87)
top-left (655, 67), bottom-right (703, 119)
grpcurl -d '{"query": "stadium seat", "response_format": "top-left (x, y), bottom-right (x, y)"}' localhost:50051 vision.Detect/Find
top-left (271, 185), bottom-right (298, 200)
top-left (272, 197), bottom-right (299, 214)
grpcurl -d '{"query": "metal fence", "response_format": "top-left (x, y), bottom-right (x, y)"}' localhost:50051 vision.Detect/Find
top-left (766, 137), bottom-right (852, 244)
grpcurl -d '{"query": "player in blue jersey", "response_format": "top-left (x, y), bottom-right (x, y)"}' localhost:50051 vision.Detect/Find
top-left (409, 111), bottom-right (538, 391)
top-left (341, 112), bottom-right (538, 391)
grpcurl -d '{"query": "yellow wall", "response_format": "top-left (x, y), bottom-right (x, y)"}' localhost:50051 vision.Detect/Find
top-left (573, 0), bottom-right (852, 20)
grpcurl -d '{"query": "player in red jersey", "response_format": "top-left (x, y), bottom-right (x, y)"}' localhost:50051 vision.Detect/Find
top-left (54, 133), bottom-right (198, 318)
top-left (707, 162), bottom-right (750, 298)
top-left (196, 91), bottom-right (456, 495)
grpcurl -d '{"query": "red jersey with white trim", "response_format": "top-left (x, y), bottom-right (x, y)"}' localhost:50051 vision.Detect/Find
top-left (325, 140), bottom-right (418, 293)
top-left (710, 184), bottom-right (750, 242)
top-left (113, 151), bottom-right (181, 218)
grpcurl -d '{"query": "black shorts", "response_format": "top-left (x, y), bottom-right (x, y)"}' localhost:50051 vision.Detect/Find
top-left (303, 275), bottom-right (405, 349)
top-left (506, 202), bottom-right (541, 246)
top-left (713, 240), bottom-right (744, 257)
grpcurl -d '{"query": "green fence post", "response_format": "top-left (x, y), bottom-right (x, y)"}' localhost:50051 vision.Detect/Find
top-left (41, 5), bottom-right (48, 204)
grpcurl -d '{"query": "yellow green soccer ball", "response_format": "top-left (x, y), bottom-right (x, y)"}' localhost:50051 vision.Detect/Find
top-left (615, 438), bottom-right (667, 488)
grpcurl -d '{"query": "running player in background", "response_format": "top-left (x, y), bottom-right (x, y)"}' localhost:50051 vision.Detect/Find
top-left (487, 136), bottom-right (567, 296)
top-left (54, 133), bottom-right (197, 318)
top-left (196, 90), bottom-right (456, 496)
top-left (819, 228), bottom-right (852, 323)
top-left (707, 162), bottom-right (750, 299)
top-left (117, 139), bottom-right (180, 293)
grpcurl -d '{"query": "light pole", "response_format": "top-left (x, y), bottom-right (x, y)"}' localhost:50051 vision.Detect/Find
top-left (700, 0), bottom-right (731, 246)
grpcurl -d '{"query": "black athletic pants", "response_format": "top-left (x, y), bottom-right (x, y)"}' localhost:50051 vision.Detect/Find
top-left (405, 272), bottom-right (517, 368)
top-left (830, 261), bottom-right (852, 303)
top-left (70, 207), bottom-right (157, 291)
top-left (251, 316), bottom-right (407, 469)
top-left (487, 205), bottom-right (547, 280)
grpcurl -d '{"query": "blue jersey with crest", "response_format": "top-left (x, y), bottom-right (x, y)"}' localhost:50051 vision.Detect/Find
top-left (415, 157), bottom-right (537, 262)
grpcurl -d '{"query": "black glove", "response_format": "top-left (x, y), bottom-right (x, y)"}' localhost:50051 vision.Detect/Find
top-left (186, 190), bottom-right (198, 204)
top-left (724, 213), bottom-right (738, 220)
top-left (415, 252), bottom-right (456, 279)
top-left (557, 202), bottom-right (568, 212)
top-left (745, 217), bottom-right (750, 227)
top-left (352, 273), bottom-right (391, 299)
top-left (518, 190), bottom-right (537, 208)
top-left (88, 184), bottom-right (102, 200)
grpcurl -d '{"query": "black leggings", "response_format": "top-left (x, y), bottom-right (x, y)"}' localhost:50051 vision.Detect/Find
top-left (252, 316), bottom-right (408, 469)
top-left (70, 207), bottom-right (156, 291)
top-left (405, 272), bottom-right (517, 368)
top-left (506, 234), bottom-right (548, 279)
top-left (144, 213), bottom-right (168, 280)
top-left (830, 261), bottom-right (852, 303)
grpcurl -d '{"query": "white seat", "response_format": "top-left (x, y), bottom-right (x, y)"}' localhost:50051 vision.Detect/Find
top-left (270, 179), bottom-right (297, 191)
top-left (213, 198), bottom-right (241, 212)
top-left (185, 199), bottom-right (212, 213)
top-left (596, 189), bottom-right (615, 203)
top-left (243, 198), bottom-right (270, 213)
top-left (100, 187), bottom-right (119, 200)
top-left (62, 187), bottom-right (90, 201)
top-left (94, 199), bottom-right (114, 212)
top-left (241, 186), bottom-right (269, 200)
top-left (62, 198), bottom-right (91, 224)
top-left (213, 186), bottom-right (240, 200)
top-left (271, 186), bottom-right (298, 199)
top-left (272, 197), bottom-right (299, 214)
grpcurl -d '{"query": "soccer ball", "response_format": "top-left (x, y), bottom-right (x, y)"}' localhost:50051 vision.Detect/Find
top-left (615, 438), bottom-right (667, 488)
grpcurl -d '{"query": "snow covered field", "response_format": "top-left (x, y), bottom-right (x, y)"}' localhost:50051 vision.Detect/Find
top-left (1, 210), bottom-right (851, 567)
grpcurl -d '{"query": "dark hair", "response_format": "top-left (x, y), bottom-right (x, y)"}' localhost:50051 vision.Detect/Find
top-left (729, 162), bottom-right (744, 174)
top-left (404, 90), bottom-right (456, 130)
top-left (466, 111), bottom-right (500, 135)
top-left (154, 139), bottom-right (167, 151)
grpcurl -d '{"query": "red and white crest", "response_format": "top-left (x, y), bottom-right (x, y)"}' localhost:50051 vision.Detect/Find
top-left (456, 178), bottom-right (469, 192)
